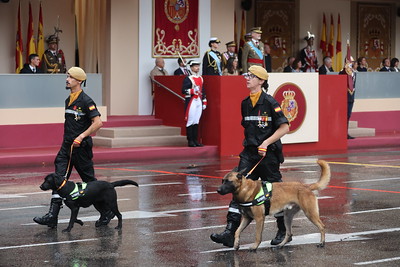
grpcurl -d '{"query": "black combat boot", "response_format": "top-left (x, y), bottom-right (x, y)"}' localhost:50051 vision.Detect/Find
top-left (210, 220), bottom-right (240, 247)
top-left (95, 210), bottom-right (115, 227)
top-left (192, 124), bottom-right (203, 147)
top-left (270, 215), bottom-right (292, 245)
top-left (186, 126), bottom-right (196, 147)
top-left (33, 198), bottom-right (62, 228)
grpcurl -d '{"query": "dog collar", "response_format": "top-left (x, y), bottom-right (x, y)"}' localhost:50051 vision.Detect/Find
top-left (239, 181), bottom-right (272, 207)
top-left (57, 179), bottom-right (67, 191)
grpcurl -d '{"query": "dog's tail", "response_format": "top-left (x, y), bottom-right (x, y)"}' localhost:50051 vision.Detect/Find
top-left (309, 160), bottom-right (331, 191)
top-left (111, 180), bottom-right (139, 188)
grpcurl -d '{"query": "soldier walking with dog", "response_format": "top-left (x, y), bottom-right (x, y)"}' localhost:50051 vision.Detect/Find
top-left (33, 67), bottom-right (112, 228)
top-left (210, 65), bottom-right (290, 247)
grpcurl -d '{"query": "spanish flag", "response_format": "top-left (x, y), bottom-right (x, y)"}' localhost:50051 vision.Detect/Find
top-left (37, 2), bottom-right (45, 60)
top-left (15, 1), bottom-right (23, 73)
top-left (335, 14), bottom-right (343, 72)
top-left (319, 13), bottom-right (327, 57)
top-left (328, 14), bottom-right (335, 70)
top-left (26, 1), bottom-right (36, 62)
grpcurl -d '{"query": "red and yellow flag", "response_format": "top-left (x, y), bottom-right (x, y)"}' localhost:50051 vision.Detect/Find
top-left (335, 14), bottom-right (343, 72)
top-left (15, 1), bottom-right (23, 73)
top-left (327, 14), bottom-right (334, 58)
top-left (37, 2), bottom-right (45, 60)
top-left (26, 1), bottom-right (36, 62)
top-left (319, 13), bottom-right (327, 57)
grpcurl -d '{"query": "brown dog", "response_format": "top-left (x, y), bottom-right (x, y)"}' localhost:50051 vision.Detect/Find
top-left (217, 160), bottom-right (331, 251)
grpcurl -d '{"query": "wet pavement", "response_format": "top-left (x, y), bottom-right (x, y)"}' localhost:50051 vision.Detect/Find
top-left (1, 147), bottom-right (400, 266)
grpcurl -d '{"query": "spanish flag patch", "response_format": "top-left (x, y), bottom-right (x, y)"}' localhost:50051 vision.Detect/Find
top-left (274, 107), bottom-right (282, 112)
top-left (89, 105), bottom-right (96, 111)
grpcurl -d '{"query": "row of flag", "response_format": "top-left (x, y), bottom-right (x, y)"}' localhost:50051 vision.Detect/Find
top-left (319, 13), bottom-right (343, 72)
top-left (16, 1), bottom-right (44, 73)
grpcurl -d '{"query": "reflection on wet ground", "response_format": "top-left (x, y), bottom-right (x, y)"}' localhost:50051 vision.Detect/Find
top-left (1, 148), bottom-right (400, 266)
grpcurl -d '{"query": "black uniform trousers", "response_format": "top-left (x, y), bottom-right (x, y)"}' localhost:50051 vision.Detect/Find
top-left (53, 137), bottom-right (97, 194)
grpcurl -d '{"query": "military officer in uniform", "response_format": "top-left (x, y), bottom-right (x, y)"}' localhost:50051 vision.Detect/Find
top-left (299, 32), bottom-right (318, 72)
top-left (41, 35), bottom-right (66, 73)
top-left (241, 27), bottom-right (264, 73)
top-left (221, 41), bottom-right (237, 68)
top-left (202, 37), bottom-right (222, 75)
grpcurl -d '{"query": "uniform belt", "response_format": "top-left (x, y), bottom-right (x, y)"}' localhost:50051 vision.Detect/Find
top-left (247, 58), bottom-right (264, 64)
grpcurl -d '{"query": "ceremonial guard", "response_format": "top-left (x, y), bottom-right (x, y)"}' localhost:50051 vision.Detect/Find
top-left (41, 34), bottom-right (66, 73)
top-left (202, 37), bottom-right (222, 75)
top-left (221, 41), bottom-right (237, 68)
top-left (299, 32), bottom-right (318, 72)
top-left (241, 27), bottom-right (264, 73)
top-left (182, 61), bottom-right (207, 147)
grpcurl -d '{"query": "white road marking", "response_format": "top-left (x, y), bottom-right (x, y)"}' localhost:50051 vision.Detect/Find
top-left (0, 205), bottom-right (45, 211)
top-left (0, 238), bottom-right (98, 250)
top-left (0, 194), bottom-right (27, 198)
top-left (201, 228), bottom-right (400, 253)
top-left (178, 191), bottom-right (218, 196)
top-left (346, 207), bottom-right (400, 215)
top-left (354, 256), bottom-right (400, 265)
top-left (343, 177), bottom-right (400, 183)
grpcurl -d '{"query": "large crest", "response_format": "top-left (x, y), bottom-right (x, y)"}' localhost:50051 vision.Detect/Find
top-left (164, 0), bottom-right (189, 31)
top-left (273, 83), bottom-right (306, 133)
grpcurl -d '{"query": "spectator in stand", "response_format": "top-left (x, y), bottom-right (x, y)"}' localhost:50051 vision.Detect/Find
top-left (292, 58), bottom-right (303, 72)
top-left (222, 57), bottom-right (239, 76)
top-left (283, 56), bottom-right (295, 72)
top-left (390, 58), bottom-right (399, 72)
top-left (20, 54), bottom-right (43, 74)
top-left (318, 56), bottom-right (334, 75)
top-left (264, 43), bottom-right (272, 72)
top-left (357, 57), bottom-right (368, 72)
top-left (379, 58), bottom-right (391, 72)
top-left (150, 57), bottom-right (169, 78)
top-left (174, 58), bottom-right (190, 76)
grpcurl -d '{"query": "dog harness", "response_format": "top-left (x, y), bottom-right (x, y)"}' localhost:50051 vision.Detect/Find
top-left (239, 181), bottom-right (272, 207)
top-left (70, 182), bottom-right (87, 200)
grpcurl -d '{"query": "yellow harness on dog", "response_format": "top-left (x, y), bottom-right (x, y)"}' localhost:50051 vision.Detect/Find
top-left (70, 182), bottom-right (87, 200)
top-left (239, 181), bottom-right (272, 207)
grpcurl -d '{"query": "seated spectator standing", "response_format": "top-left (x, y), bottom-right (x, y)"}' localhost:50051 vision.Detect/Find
top-left (20, 54), bottom-right (43, 74)
top-left (357, 57), bottom-right (368, 72)
top-left (283, 57), bottom-right (295, 72)
top-left (379, 58), bottom-right (391, 72)
top-left (174, 58), bottom-right (189, 76)
top-left (318, 56), bottom-right (334, 75)
top-left (390, 58), bottom-right (399, 72)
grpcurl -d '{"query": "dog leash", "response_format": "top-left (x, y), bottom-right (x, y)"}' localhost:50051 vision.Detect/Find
top-left (57, 143), bottom-right (74, 191)
top-left (244, 148), bottom-right (266, 178)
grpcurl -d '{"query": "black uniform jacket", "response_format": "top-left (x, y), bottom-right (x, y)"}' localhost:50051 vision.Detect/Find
top-left (64, 90), bottom-right (101, 144)
top-left (241, 91), bottom-right (288, 148)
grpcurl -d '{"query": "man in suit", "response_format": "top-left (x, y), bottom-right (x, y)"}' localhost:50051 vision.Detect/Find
top-left (318, 56), bottom-right (334, 74)
top-left (283, 57), bottom-right (295, 72)
top-left (241, 27), bottom-right (264, 73)
top-left (20, 54), bottom-right (43, 74)
top-left (174, 58), bottom-right (189, 76)
top-left (379, 58), bottom-right (391, 72)
top-left (202, 37), bottom-right (222, 75)
top-left (150, 57), bottom-right (169, 78)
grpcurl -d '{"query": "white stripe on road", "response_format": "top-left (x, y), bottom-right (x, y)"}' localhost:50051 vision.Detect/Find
top-left (346, 207), bottom-right (400, 215)
top-left (0, 205), bottom-right (45, 211)
top-left (354, 256), bottom-right (400, 265)
top-left (0, 238), bottom-right (98, 250)
top-left (343, 177), bottom-right (400, 183)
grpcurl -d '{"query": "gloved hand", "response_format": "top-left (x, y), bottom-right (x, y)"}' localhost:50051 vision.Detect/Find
top-left (202, 105), bottom-right (206, 110)
top-left (194, 86), bottom-right (200, 95)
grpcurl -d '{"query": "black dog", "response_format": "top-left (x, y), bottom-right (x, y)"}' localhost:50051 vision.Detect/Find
top-left (39, 173), bottom-right (138, 232)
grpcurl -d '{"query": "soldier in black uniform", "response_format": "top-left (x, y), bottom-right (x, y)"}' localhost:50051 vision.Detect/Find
top-left (41, 34), bottom-right (66, 73)
top-left (202, 37), bottom-right (222, 75)
top-left (33, 67), bottom-right (109, 228)
top-left (210, 65), bottom-right (290, 248)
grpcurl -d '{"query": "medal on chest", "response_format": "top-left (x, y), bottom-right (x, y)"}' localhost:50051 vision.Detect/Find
top-left (257, 110), bottom-right (268, 128)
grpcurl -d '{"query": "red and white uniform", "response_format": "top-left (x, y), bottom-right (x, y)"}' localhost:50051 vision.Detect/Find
top-left (182, 74), bottom-right (207, 127)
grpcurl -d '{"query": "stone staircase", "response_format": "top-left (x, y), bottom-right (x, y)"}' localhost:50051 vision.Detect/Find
top-left (348, 120), bottom-right (375, 137)
top-left (93, 125), bottom-right (187, 148)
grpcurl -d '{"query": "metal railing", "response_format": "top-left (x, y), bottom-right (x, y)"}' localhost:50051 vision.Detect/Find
top-left (150, 76), bottom-right (185, 102)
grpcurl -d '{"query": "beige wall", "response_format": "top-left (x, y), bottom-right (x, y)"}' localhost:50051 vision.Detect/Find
top-left (210, 0), bottom-right (235, 45)
top-left (109, 0), bottom-right (139, 115)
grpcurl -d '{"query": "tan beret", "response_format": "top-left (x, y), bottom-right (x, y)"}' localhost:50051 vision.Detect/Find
top-left (249, 65), bottom-right (269, 80)
top-left (68, 67), bottom-right (87, 81)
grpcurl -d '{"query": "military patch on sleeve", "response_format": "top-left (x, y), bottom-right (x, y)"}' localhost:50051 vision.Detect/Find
top-left (274, 106), bottom-right (282, 113)
top-left (89, 105), bottom-right (96, 111)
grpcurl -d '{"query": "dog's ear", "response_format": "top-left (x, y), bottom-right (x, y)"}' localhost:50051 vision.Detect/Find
top-left (236, 168), bottom-right (246, 179)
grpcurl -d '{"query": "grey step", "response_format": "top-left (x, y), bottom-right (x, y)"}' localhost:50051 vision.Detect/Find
top-left (96, 126), bottom-right (182, 138)
top-left (348, 127), bottom-right (376, 137)
top-left (93, 135), bottom-right (187, 148)
top-left (348, 121), bottom-right (358, 129)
